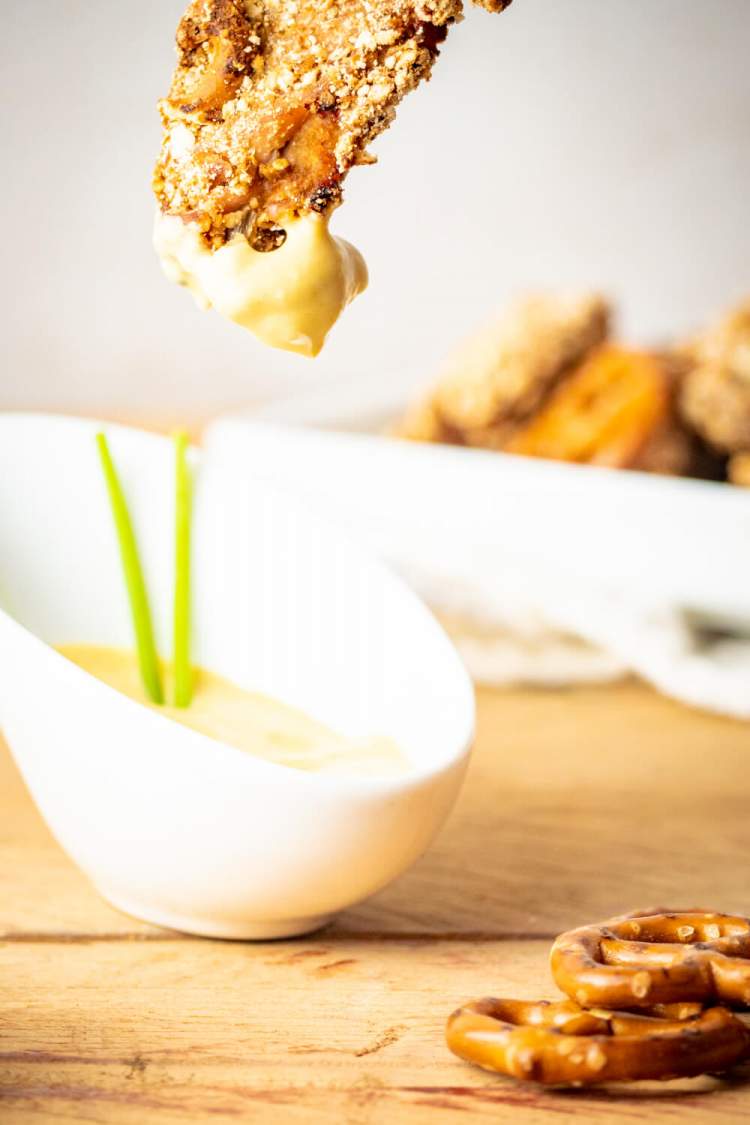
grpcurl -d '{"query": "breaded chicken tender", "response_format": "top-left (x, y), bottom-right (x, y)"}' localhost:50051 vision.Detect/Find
top-left (679, 300), bottom-right (750, 454)
top-left (154, 0), bottom-right (512, 251)
top-left (395, 293), bottom-right (610, 444)
top-left (505, 347), bottom-right (693, 473)
top-left (396, 298), bottom-right (697, 476)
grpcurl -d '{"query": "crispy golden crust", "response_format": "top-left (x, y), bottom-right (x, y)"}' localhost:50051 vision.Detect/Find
top-left (395, 293), bottom-right (610, 445)
top-left (429, 293), bottom-right (611, 432)
top-left (154, 0), bottom-right (511, 249)
top-left (679, 299), bottom-right (750, 454)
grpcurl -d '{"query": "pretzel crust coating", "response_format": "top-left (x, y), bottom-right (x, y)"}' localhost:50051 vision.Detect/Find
top-left (429, 293), bottom-right (610, 434)
top-left (551, 911), bottom-right (750, 1010)
top-left (154, 0), bottom-right (512, 250)
top-left (446, 997), bottom-right (750, 1086)
top-left (679, 300), bottom-right (750, 454)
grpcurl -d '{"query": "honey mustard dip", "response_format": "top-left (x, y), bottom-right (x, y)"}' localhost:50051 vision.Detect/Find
top-left (59, 645), bottom-right (409, 778)
top-left (154, 212), bottom-right (367, 357)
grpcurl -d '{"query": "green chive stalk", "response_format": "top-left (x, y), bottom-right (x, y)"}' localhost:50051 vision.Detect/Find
top-left (96, 432), bottom-right (164, 705)
top-left (172, 431), bottom-right (193, 707)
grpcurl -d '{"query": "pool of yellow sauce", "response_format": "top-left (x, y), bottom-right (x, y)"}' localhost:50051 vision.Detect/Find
top-left (58, 645), bottom-right (409, 779)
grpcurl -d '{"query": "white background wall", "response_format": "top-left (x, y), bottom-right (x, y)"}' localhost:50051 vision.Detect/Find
top-left (1, 0), bottom-right (748, 417)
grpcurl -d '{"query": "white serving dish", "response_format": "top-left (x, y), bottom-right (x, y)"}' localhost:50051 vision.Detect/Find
top-left (0, 414), bottom-right (473, 939)
top-left (207, 379), bottom-right (750, 632)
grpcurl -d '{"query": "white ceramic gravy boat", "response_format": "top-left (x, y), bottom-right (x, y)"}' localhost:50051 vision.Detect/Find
top-left (0, 415), bottom-right (473, 938)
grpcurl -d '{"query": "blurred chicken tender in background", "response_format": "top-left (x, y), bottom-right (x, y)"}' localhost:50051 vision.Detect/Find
top-left (396, 292), bottom-right (750, 485)
top-left (679, 302), bottom-right (750, 479)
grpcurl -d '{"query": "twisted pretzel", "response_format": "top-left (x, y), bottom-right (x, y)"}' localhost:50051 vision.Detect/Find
top-left (446, 997), bottom-right (750, 1086)
top-left (551, 911), bottom-right (750, 1010)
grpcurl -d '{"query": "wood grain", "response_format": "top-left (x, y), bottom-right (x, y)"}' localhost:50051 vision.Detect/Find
top-left (2, 681), bottom-right (750, 1122)
top-left (3, 937), bottom-right (750, 1123)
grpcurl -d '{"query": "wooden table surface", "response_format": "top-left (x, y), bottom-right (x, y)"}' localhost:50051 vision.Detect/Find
top-left (2, 681), bottom-right (750, 1123)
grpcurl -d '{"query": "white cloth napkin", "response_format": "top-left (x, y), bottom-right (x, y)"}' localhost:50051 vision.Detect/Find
top-left (404, 562), bottom-right (750, 720)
